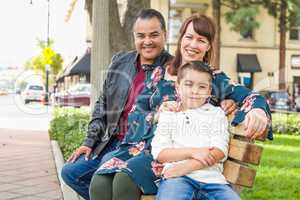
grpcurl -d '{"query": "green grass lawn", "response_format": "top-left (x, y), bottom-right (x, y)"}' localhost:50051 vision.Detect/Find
top-left (242, 134), bottom-right (300, 200)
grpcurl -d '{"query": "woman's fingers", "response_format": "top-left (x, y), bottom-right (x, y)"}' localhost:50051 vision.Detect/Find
top-left (244, 109), bottom-right (269, 139)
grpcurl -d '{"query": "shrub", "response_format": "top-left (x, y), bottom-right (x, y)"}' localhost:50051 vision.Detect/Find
top-left (49, 107), bottom-right (90, 159)
top-left (272, 113), bottom-right (300, 136)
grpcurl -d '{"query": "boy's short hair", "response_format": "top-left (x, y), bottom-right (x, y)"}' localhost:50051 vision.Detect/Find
top-left (135, 8), bottom-right (166, 31)
top-left (177, 61), bottom-right (213, 83)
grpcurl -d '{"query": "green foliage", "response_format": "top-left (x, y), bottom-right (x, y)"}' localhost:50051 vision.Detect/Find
top-left (272, 113), bottom-right (300, 136)
top-left (49, 107), bottom-right (90, 159)
top-left (224, 5), bottom-right (260, 37)
top-left (242, 134), bottom-right (300, 199)
top-left (26, 39), bottom-right (63, 78)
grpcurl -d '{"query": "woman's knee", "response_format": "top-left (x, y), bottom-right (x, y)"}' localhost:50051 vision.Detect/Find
top-left (112, 173), bottom-right (141, 200)
top-left (89, 174), bottom-right (113, 200)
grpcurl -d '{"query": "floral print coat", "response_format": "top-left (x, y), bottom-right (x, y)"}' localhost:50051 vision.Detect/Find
top-left (95, 65), bottom-right (272, 194)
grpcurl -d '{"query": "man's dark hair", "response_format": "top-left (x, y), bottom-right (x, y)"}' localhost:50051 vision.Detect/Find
top-left (135, 8), bottom-right (166, 31)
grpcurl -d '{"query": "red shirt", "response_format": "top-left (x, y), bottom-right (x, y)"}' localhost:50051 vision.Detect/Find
top-left (117, 61), bottom-right (145, 140)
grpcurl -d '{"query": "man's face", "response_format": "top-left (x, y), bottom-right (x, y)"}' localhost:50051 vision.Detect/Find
top-left (133, 17), bottom-right (166, 64)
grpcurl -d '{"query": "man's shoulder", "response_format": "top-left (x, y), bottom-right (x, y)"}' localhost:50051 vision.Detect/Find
top-left (111, 50), bottom-right (137, 63)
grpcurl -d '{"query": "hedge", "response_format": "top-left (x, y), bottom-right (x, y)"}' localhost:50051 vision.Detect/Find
top-left (49, 107), bottom-right (90, 159)
top-left (49, 108), bottom-right (300, 160)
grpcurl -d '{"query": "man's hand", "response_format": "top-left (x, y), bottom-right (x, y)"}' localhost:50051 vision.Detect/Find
top-left (67, 146), bottom-right (92, 163)
top-left (220, 99), bottom-right (237, 115)
top-left (191, 147), bottom-right (215, 167)
top-left (244, 108), bottom-right (269, 140)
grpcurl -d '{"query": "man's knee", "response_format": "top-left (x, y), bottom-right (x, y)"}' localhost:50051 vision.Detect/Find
top-left (61, 163), bottom-right (75, 184)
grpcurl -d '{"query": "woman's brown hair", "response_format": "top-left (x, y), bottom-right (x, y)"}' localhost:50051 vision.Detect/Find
top-left (169, 14), bottom-right (216, 75)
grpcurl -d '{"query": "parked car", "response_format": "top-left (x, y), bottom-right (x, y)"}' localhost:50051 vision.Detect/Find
top-left (0, 89), bottom-right (8, 96)
top-left (54, 83), bottom-right (90, 108)
top-left (259, 90), bottom-right (292, 112)
top-left (21, 84), bottom-right (45, 104)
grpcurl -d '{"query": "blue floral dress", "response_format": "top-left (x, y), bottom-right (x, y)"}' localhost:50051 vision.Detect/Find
top-left (95, 65), bottom-right (272, 194)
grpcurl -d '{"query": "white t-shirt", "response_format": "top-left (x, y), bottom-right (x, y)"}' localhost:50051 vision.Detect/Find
top-left (151, 103), bottom-right (229, 184)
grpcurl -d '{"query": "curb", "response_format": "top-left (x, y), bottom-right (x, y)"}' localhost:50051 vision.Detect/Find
top-left (51, 140), bottom-right (80, 200)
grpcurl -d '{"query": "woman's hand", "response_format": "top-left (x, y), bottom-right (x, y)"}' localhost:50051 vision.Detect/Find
top-left (154, 101), bottom-right (181, 123)
top-left (159, 101), bottom-right (181, 112)
top-left (151, 161), bottom-right (164, 177)
top-left (220, 99), bottom-right (237, 115)
top-left (244, 108), bottom-right (269, 140)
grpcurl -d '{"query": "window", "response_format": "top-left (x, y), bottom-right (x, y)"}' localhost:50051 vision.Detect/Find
top-left (290, 27), bottom-right (300, 40)
top-left (241, 30), bottom-right (254, 40)
top-left (291, 55), bottom-right (300, 69)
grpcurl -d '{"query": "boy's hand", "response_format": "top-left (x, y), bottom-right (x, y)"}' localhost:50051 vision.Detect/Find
top-left (163, 162), bottom-right (190, 179)
top-left (191, 147), bottom-right (216, 167)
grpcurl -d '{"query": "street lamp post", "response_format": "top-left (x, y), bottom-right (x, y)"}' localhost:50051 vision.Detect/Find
top-left (45, 64), bottom-right (50, 104)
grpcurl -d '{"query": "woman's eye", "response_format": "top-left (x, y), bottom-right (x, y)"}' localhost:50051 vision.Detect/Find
top-left (184, 84), bottom-right (192, 87)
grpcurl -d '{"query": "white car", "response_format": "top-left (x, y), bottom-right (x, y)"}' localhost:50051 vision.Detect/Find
top-left (21, 84), bottom-right (45, 104)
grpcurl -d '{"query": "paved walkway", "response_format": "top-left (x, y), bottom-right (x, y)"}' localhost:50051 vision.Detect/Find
top-left (0, 128), bottom-right (63, 200)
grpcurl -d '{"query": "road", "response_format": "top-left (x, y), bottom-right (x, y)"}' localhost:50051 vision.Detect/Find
top-left (0, 94), bottom-right (52, 131)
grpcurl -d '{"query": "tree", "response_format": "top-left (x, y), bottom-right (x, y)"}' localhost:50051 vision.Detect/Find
top-left (219, 0), bottom-right (300, 90)
top-left (212, 0), bottom-right (261, 69)
top-left (85, 0), bottom-right (150, 56)
top-left (86, 0), bottom-right (150, 104)
top-left (25, 39), bottom-right (63, 82)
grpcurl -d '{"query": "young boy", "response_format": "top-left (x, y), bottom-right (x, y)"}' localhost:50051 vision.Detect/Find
top-left (151, 61), bottom-right (240, 200)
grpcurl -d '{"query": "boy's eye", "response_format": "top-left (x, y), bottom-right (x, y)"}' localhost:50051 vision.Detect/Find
top-left (184, 83), bottom-right (192, 87)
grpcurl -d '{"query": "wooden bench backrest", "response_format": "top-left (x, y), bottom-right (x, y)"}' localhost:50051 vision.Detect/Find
top-left (141, 114), bottom-right (267, 200)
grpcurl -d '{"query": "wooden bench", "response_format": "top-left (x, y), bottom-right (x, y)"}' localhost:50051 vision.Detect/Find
top-left (141, 114), bottom-right (267, 200)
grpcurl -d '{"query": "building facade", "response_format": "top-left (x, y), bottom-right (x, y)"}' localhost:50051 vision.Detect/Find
top-left (151, 0), bottom-right (300, 98)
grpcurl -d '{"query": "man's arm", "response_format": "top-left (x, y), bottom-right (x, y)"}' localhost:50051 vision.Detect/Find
top-left (68, 53), bottom-right (122, 162)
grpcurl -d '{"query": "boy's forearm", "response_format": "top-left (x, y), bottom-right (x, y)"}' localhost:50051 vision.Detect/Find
top-left (156, 147), bottom-right (208, 163)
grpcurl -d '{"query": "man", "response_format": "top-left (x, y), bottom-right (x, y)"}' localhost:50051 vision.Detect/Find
top-left (61, 9), bottom-right (172, 200)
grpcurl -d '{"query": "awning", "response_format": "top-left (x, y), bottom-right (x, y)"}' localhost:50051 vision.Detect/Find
top-left (56, 56), bottom-right (78, 82)
top-left (237, 54), bottom-right (262, 73)
top-left (64, 52), bottom-right (90, 76)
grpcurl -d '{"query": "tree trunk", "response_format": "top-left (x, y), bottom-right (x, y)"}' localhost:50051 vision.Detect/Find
top-left (279, 0), bottom-right (287, 90)
top-left (90, 0), bottom-right (110, 107)
top-left (212, 0), bottom-right (221, 69)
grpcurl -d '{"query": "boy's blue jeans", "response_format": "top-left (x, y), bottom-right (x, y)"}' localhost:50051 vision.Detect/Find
top-left (61, 137), bottom-right (121, 200)
top-left (156, 176), bottom-right (241, 200)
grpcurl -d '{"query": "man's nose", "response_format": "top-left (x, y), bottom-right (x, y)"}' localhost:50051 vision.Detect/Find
top-left (144, 37), bottom-right (153, 45)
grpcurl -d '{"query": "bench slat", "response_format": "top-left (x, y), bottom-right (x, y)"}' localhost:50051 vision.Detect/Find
top-left (223, 160), bottom-right (256, 188)
top-left (228, 138), bottom-right (263, 165)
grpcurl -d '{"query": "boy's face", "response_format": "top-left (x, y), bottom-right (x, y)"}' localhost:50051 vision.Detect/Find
top-left (176, 69), bottom-right (212, 110)
top-left (133, 17), bottom-right (166, 64)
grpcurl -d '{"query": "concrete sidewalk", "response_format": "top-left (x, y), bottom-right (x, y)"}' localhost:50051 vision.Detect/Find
top-left (0, 128), bottom-right (63, 200)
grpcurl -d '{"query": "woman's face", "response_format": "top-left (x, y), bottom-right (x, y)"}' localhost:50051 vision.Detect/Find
top-left (180, 22), bottom-right (210, 64)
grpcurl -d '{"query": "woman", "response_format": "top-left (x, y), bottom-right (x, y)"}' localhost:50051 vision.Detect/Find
top-left (90, 14), bottom-right (271, 200)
